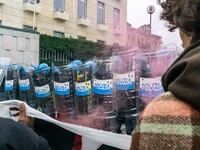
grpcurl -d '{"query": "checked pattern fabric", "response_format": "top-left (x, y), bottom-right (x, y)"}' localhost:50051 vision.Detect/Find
top-left (130, 92), bottom-right (200, 150)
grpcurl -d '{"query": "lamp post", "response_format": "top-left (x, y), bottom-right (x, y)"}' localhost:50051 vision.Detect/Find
top-left (33, 0), bottom-right (37, 30)
top-left (147, 5), bottom-right (155, 33)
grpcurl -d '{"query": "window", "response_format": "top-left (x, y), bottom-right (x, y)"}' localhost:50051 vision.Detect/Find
top-left (23, 25), bottom-right (37, 31)
top-left (78, 0), bottom-right (87, 18)
top-left (138, 38), bottom-right (140, 44)
top-left (127, 34), bottom-right (130, 41)
top-left (53, 31), bottom-right (65, 38)
top-left (97, 1), bottom-right (105, 24)
top-left (23, 0), bottom-right (40, 4)
top-left (132, 36), bottom-right (135, 42)
top-left (113, 8), bottom-right (120, 29)
top-left (54, 0), bottom-right (65, 11)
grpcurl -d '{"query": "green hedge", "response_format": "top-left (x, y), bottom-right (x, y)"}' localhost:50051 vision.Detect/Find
top-left (39, 34), bottom-right (118, 65)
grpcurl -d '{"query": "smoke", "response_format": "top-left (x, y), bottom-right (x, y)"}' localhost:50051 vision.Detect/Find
top-left (53, 50), bottom-right (175, 131)
top-left (57, 105), bottom-right (108, 131)
top-left (150, 54), bottom-right (174, 77)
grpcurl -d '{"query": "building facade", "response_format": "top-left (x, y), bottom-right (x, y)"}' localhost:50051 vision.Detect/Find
top-left (0, 0), bottom-right (127, 46)
top-left (127, 24), bottom-right (162, 52)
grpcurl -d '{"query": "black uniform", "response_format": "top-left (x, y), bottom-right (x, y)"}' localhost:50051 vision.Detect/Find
top-left (0, 117), bottom-right (50, 150)
top-left (0, 117), bottom-right (76, 150)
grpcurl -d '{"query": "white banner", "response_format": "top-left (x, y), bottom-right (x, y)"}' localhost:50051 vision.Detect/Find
top-left (0, 100), bottom-right (131, 150)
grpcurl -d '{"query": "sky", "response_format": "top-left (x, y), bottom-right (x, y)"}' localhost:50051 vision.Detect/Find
top-left (127, 0), bottom-right (182, 49)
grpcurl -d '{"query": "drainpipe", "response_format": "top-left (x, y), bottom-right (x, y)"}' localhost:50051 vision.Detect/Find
top-left (33, 0), bottom-right (37, 30)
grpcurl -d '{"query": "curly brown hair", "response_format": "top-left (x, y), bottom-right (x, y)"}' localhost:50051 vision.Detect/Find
top-left (160, 0), bottom-right (200, 42)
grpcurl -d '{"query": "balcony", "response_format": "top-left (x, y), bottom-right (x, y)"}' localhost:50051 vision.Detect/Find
top-left (77, 17), bottom-right (91, 27)
top-left (113, 27), bottom-right (121, 35)
top-left (0, 0), bottom-right (5, 5)
top-left (53, 10), bottom-right (69, 21)
top-left (23, 1), bottom-right (41, 14)
top-left (97, 24), bottom-right (108, 31)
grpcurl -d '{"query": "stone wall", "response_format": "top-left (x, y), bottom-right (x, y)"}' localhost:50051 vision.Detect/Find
top-left (0, 25), bottom-right (39, 65)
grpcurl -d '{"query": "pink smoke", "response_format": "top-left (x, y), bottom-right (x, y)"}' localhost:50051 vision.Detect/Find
top-left (56, 106), bottom-right (110, 131)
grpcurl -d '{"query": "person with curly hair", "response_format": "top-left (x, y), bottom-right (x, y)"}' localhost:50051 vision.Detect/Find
top-left (130, 0), bottom-right (200, 149)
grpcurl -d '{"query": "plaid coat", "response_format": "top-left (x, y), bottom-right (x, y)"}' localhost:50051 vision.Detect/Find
top-left (130, 92), bottom-right (200, 150)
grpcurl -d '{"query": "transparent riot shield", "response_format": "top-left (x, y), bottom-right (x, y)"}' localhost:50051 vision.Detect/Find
top-left (33, 63), bottom-right (55, 117)
top-left (93, 59), bottom-right (115, 131)
top-left (4, 65), bottom-right (19, 100)
top-left (74, 60), bottom-right (94, 115)
top-left (52, 63), bottom-right (75, 120)
top-left (0, 58), bottom-right (11, 101)
top-left (112, 71), bottom-right (137, 135)
top-left (133, 54), bottom-right (151, 116)
top-left (17, 64), bottom-right (36, 108)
